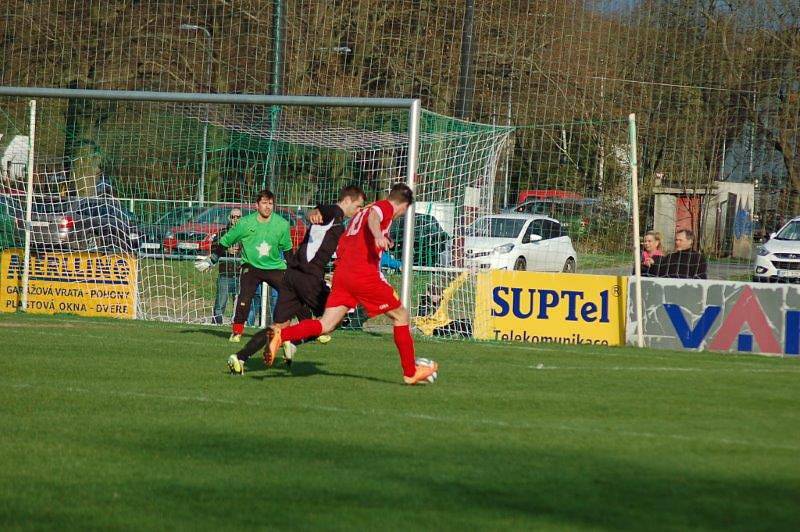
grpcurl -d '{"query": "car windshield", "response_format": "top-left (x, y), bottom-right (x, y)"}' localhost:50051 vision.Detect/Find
top-left (156, 206), bottom-right (202, 225)
top-left (469, 217), bottom-right (526, 238)
top-left (776, 221), bottom-right (800, 241)
top-left (194, 206), bottom-right (252, 224)
top-left (518, 200), bottom-right (589, 217)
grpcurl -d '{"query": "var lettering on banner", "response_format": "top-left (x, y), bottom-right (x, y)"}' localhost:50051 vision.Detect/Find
top-left (629, 279), bottom-right (799, 356)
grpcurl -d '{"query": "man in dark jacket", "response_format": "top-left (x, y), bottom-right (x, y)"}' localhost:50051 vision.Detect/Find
top-left (649, 229), bottom-right (708, 279)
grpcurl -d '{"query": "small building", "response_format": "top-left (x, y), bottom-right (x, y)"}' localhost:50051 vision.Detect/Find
top-left (652, 181), bottom-right (754, 258)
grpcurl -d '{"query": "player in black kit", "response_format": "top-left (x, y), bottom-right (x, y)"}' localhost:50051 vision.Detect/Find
top-left (227, 185), bottom-right (367, 374)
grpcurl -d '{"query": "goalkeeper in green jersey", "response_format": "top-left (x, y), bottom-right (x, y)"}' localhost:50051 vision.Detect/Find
top-left (195, 189), bottom-right (292, 342)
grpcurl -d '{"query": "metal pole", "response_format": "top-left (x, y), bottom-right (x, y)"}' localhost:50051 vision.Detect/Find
top-left (199, 27), bottom-right (212, 207)
top-left (400, 99), bottom-right (421, 310)
top-left (628, 113), bottom-right (644, 348)
top-left (272, 0), bottom-right (284, 99)
top-left (261, 282), bottom-right (269, 328)
top-left (503, 77), bottom-right (512, 209)
top-left (454, 0), bottom-right (476, 119)
top-left (199, 121), bottom-right (208, 206)
top-left (268, 0), bottom-right (285, 192)
top-left (180, 24), bottom-right (213, 206)
top-left (199, 30), bottom-right (212, 206)
top-left (0, 87), bottom-right (415, 109)
top-left (21, 100), bottom-right (36, 312)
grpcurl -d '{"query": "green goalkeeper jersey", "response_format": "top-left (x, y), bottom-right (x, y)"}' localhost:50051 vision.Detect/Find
top-left (217, 212), bottom-right (292, 270)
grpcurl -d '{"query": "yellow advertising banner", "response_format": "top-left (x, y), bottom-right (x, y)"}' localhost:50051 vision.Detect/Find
top-left (474, 270), bottom-right (627, 346)
top-left (0, 248), bottom-right (137, 319)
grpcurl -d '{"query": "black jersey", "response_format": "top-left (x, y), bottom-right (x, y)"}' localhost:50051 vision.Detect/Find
top-left (287, 204), bottom-right (345, 278)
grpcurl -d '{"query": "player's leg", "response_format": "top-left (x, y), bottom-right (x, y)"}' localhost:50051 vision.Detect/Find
top-left (227, 327), bottom-right (269, 374)
top-left (382, 305), bottom-right (416, 379)
top-left (384, 305), bottom-right (436, 384)
top-left (269, 269), bottom-right (298, 328)
top-left (263, 305), bottom-right (349, 364)
top-left (305, 277), bottom-right (330, 337)
top-left (259, 269), bottom-right (292, 366)
top-left (212, 274), bottom-right (228, 325)
top-left (263, 272), bottom-right (356, 363)
top-left (267, 269), bottom-right (305, 366)
top-left (355, 276), bottom-right (438, 385)
top-left (231, 267), bottom-right (261, 341)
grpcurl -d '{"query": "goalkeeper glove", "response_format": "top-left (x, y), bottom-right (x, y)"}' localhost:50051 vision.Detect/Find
top-left (194, 255), bottom-right (218, 272)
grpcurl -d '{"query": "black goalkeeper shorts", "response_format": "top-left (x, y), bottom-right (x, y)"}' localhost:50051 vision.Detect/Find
top-left (273, 268), bottom-right (330, 323)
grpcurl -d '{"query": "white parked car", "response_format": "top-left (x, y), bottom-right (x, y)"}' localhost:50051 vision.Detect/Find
top-left (463, 214), bottom-right (577, 272)
top-left (754, 216), bottom-right (800, 282)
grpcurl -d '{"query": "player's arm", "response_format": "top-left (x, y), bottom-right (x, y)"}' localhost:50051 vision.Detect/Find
top-left (279, 221), bottom-right (293, 260)
top-left (196, 223), bottom-right (243, 272)
top-left (368, 208), bottom-right (391, 251)
top-left (218, 222), bottom-right (244, 249)
top-left (306, 204), bottom-right (338, 225)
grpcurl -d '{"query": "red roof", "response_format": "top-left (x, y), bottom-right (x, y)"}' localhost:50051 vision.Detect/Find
top-left (516, 189), bottom-right (584, 204)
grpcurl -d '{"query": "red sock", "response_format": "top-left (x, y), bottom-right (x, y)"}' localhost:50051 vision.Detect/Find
top-left (393, 325), bottom-right (417, 377)
top-left (232, 323), bottom-right (244, 335)
top-left (281, 319), bottom-right (323, 343)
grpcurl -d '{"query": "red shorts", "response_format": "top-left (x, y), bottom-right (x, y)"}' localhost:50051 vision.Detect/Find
top-left (325, 270), bottom-right (401, 318)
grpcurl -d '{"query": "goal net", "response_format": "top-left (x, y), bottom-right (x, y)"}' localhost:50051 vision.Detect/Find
top-left (0, 94), bottom-right (512, 328)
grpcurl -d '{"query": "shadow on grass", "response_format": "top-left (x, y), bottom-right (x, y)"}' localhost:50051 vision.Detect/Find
top-left (53, 428), bottom-right (800, 530)
top-left (179, 328), bottom-right (232, 340)
top-left (247, 359), bottom-right (397, 385)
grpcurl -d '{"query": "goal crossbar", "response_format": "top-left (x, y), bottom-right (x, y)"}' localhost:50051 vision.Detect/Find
top-left (0, 87), bottom-right (416, 109)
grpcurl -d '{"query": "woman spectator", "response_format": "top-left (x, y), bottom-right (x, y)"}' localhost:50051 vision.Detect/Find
top-left (639, 230), bottom-right (664, 276)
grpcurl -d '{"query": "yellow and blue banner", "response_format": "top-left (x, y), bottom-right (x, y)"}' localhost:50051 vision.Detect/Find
top-left (1, 248), bottom-right (137, 319)
top-left (475, 271), bottom-right (627, 345)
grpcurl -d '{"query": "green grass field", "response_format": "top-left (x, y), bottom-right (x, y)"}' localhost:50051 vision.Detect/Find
top-left (1, 313), bottom-right (798, 530)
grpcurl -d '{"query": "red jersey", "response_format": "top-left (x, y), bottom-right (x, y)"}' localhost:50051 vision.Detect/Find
top-left (335, 200), bottom-right (395, 273)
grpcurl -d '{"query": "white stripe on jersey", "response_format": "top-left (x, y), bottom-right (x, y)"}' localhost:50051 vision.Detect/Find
top-left (305, 218), bottom-right (336, 263)
top-left (371, 204), bottom-right (384, 222)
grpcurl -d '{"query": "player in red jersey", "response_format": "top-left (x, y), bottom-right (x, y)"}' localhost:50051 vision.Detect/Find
top-left (263, 183), bottom-right (438, 385)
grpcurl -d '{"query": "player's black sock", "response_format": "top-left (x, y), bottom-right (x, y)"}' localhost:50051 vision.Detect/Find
top-left (236, 329), bottom-right (269, 360)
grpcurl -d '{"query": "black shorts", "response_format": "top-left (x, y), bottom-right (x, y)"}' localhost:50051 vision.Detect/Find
top-left (273, 268), bottom-right (330, 323)
top-left (233, 266), bottom-right (285, 326)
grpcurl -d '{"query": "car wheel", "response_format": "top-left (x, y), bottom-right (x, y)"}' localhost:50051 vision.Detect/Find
top-left (513, 257), bottom-right (527, 271)
top-left (563, 257), bottom-right (576, 273)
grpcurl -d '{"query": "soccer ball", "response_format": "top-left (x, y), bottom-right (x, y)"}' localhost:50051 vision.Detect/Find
top-left (415, 357), bottom-right (438, 384)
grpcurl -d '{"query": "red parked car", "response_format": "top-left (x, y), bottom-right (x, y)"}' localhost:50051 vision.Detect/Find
top-left (162, 204), bottom-right (307, 256)
top-left (516, 189), bottom-right (584, 204)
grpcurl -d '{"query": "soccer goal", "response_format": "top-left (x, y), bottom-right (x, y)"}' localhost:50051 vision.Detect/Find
top-left (0, 88), bottom-right (512, 328)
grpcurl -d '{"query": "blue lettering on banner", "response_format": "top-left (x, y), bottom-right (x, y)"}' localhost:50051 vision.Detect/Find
top-left (663, 298), bottom-right (800, 355)
top-left (785, 311), bottom-right (800, 355)
top-left (511, 287), bottom-right (534, 319)
top-left (663, 304), bottom-right (722, 349)
top-left (737, 333), bottom-right (753, 352)
top-left (492, 287), bottom-right (510, 317)
top-left (491, 286), bottom-right (610, 323)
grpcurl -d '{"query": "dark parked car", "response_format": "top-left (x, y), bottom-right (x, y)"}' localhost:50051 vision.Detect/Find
top-left (0, 195), bottom-right (23, 250)
top-left (389, 212), bottom-right (451, 267)
top-left (139, 205), bottom-right (206, 253)
top-left (25, 196), bottom-right (141, 254)
top-left (511, 198), bottom-right (596, 238)
top-left (163, 205), bottom-right (308, 256)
